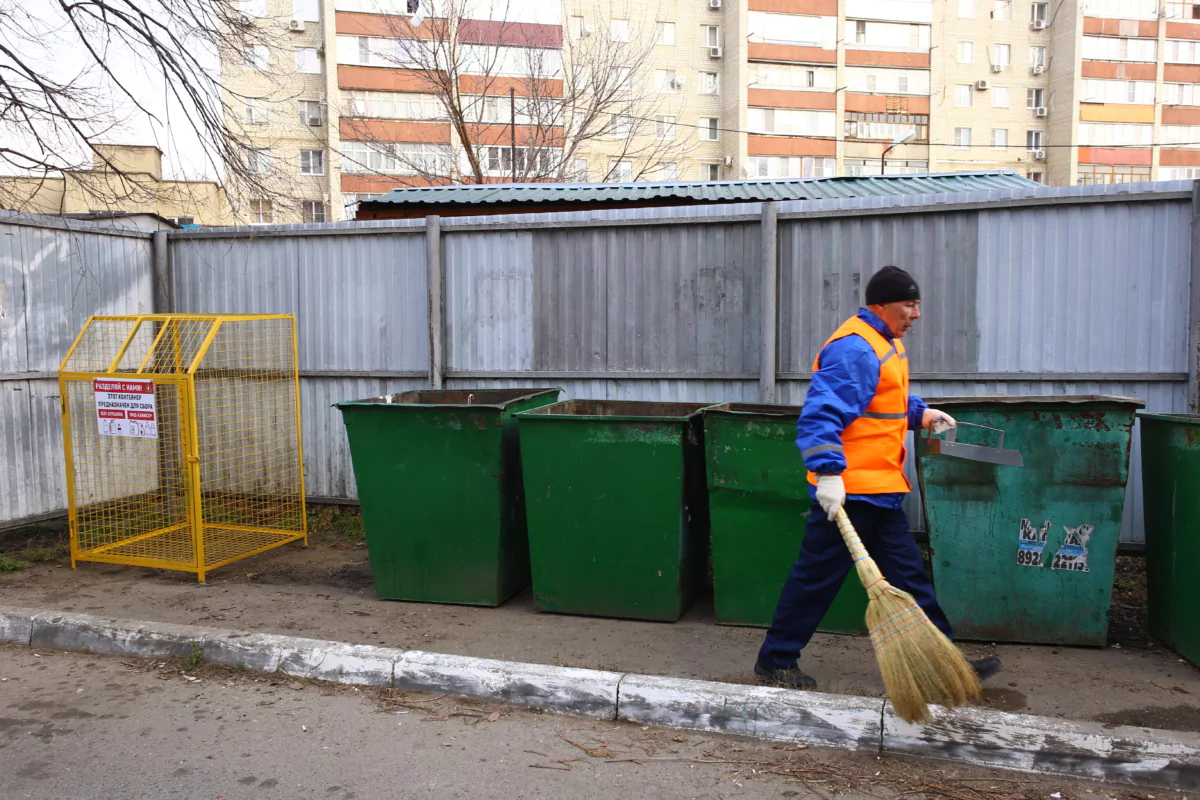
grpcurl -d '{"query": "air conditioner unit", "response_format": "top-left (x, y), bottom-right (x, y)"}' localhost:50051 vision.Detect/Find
top-left (1033, 149), bottom-right (1046, 160)
top-left (723, 155), bottom-right (733, 166)
top-left (582, 23), bottom-right (595, 37)
top-left (1031, 19), bottom-right (1049, 29)
top-left (670, 76), bottom-right (686, 89)
top-left (1035, 106), bottom-right (1048, 117)
top-left (709, 46), bottom-right (723, 58)
top-left (289, 19), bottom-right (305, 31)
top-left (1033, 64), bottom-right (1047, 74)
top-left (975, 79), bottom-right (990, 91)
top-left (307, 116), bottom-right (323, 126)
top-left (709, 0), bottom-right (722, 7)
top-left (991, 63), bottom-right (1004, 73)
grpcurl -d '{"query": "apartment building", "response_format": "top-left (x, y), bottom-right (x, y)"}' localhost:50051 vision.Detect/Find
top-left (221, 0), bottom-right (1200, 223)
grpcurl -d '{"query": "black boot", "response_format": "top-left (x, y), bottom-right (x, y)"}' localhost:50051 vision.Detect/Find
top-left (754, 660), bottom-right (818, 690)
top-left (970, 656), bottom-right (1003, 681)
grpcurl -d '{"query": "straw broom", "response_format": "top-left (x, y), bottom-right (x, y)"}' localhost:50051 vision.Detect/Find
top-left (832, 507), bottom-right (981, 724)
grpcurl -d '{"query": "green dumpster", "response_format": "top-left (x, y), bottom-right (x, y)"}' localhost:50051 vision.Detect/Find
top-left (702, 403), bottom-right (867, 632)
top-left (516, 400), bottom-right (710, 621)
top-left (917, 395), bottom-right (1143, 646)
top-left (1137, 412), bottom-right (1200, 667)
top-left (336, 388), bottom-right (561, 606)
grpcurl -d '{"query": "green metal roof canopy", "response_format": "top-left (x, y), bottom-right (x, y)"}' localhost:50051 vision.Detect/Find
top-left (358, 171), bottom-right (1038, 209)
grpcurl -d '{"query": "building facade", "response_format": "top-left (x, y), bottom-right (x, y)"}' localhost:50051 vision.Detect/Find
top-left (221, 0), bottom-right (1200, 223)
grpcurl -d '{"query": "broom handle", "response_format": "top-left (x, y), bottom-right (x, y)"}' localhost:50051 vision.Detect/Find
top-left (831, 507), bottom-right (870, 565)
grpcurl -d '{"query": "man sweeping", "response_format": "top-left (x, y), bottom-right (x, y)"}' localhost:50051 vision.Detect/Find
top-left (754, 266), bottom-right (1002, 690)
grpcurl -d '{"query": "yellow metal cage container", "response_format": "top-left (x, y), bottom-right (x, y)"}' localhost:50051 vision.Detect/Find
top-left (58, 314), bottom-right (308, 582)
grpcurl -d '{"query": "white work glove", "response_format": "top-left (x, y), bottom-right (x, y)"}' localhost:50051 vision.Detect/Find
top-left (922, 408), bottom-right (957, 434)
top-left (815, 474), bottom-right (845, 519)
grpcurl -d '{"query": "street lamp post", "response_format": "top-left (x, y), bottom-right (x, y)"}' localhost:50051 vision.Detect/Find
top-left (880, 131), bottom-right (916, 176)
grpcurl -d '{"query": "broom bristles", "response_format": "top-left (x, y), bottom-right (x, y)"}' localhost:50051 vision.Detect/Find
top-left (836, 510), bottom-right (982, 724)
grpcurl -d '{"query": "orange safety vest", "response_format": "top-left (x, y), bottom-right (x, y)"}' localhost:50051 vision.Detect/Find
top-left (805, 316), bottom-right (912, 495)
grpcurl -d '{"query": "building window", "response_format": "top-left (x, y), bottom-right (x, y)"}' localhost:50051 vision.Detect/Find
top-left (241, 0), bottom-right (267, 17)
top-left (747, 155), bottom-right (836, 178)
top-left (655, 115), bottom-right (677, 140)
top-left (612, 160), bottom-right (633, 182)
top-left (1159, 166), bottom-right (1200, 179)
top-left (659, 163), bottom-right (679, 181)
top-left (700, 72), bottom-right (719, 94)
top-left (293, 0), bottom-right (319, 22)
top-left (610, 18), bottom-right (630, 42)
top-left (844, 112), bottom-right (929, 142)
top-left (1076, 164), bottom-right (1152, 185)
top-left (898, 76), bottom-right (909, 93)
top-left (615, 67), bottom-right (632, 93)
top-left (1031, 2), bottom-right (1048, 23)
top-left (991, 86), bottom-right (1010, 108)
top-left (250, 199), bottom-right (273, 224)
top-left (302, 201), bottom-right (327, 223)
top-left (845, 157), bottom-right (928, 176)
top-left (295, 48), bottom-right (320, 74)
top-left (955, 84), bottom-right (973, 107)
top-left (571, 158), bottom-right (589, 181)
top-left (702, 163), bottom-right (722, 181)
top-left (992, 0), bottom-right (1012, 21)
top-left (1164, 1), bottom-right (1200, 19)
top-left (1164, 82), bottom-right (1200, 105)
top-left (866, 75), bottom-right (877, 91)
top-left (704, 25), bottom-right (720, 48)
top-left (247, 149), bottom-right (271, 174)
top-left (300, 150), bottom-right (324, 175)
top-left (612, 115), bottom-right (632, 139)
top-left (244, 100), bottom-right (269, 125)
top-left (569, 16), bottom-right (584, 40)
top-left (299, 100), bottom-right (323, 126)
top-left (655, 69), bottom-right (677, 93)
top-left (1084, 36), bottom-right (1157, 62)
top-left (656, 21), bottom-right (675, 45)
top-left (954, 127), bottom-right (972, 149)
top-left (993, 43), bottom-right (1011, 68)
top-left (244, 45), bottom-right (269, 71)
top-left (342, 142), bottom-right (453, 176)
top-left (699, 117), bottom-right (719, 141)
top-left (1030, 46), bottom-right (1047, 70)
top-left (854, 20), bottom-right (867, 44)
top-left (1027, 88), bottom-right (1046, 108)
top-left (957, 41), bottom-right (974, 63)
top-left (358, 36), bottom-right (371, 64)
top-left (479, 146), bottom-right (557, 177)
top-left (1028, 171), bottom-right (1044, 183)
top-left (958, 0), bottom-right (974, 17)
top-left (992, 128), bottom-right (1008, 149)
top-left (750, 107), bottom-right (838, 136)
top-left (1026, 130), bottom-right (1044, 151)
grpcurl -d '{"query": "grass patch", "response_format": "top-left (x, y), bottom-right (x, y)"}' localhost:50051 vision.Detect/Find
top-left (308, 504), bottom-right (365, 545)
top-left (20, 543), bottom-right (67, 563)
top-left (0, 554), bottom-right (29, 572)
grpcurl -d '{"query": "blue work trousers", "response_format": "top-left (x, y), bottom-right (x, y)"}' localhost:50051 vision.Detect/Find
top-left (757, 500), bottom-right (953, 670)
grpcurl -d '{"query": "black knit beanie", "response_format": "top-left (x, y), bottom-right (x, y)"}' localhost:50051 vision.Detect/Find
top-left (865, 266), bottom-right (920, 305)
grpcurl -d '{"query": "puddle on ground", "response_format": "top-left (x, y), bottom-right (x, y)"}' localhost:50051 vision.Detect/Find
top-left (1093, 704), bottom-right (1200, 733)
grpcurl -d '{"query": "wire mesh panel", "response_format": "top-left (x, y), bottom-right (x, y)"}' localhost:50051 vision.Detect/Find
top-left (59, 314), bottom-right (307, 581)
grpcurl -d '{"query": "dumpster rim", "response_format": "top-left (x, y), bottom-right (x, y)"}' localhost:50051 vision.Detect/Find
top-left (922, 394), bottom-right (1146, 408)
top-left (334, 387), bottom-right (563, 411)
top-left (515, 399), bottom-right (710, 423)
top-left (702, 402), bottom-right (805, 419)
top-left (1136, 411), bottom-right (1200, 425)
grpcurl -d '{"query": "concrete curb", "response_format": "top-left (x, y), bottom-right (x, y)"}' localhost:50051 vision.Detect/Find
top-left (2, 606), bottom-right (1196, 789)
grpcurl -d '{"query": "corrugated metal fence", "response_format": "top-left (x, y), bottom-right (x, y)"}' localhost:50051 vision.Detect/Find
top-left (4, 182), bottom-right (1197, 544)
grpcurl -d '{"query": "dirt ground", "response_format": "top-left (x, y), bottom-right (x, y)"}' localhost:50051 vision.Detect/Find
top-left (2, 507), bottom-right (1198, 733)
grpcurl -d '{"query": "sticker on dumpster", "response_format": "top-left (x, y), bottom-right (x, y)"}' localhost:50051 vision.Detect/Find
top-left (1051, 524), bottom-right (1093, 573)
top-left (94, 378), bottom-right (158, 439)
top-left (1016, 519), bottom-right (1051, 567)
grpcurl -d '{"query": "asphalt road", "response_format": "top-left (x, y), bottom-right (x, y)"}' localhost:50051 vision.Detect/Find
top-left (0, 645), bottom-right (1153, 800)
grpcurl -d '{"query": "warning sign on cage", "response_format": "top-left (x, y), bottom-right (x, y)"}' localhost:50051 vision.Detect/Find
top-left (93, 378), bottom-right (158, 439)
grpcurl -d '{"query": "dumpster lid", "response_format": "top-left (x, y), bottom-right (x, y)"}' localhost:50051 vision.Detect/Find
top-left (703, 402), bottom-right (805, 417)
top-left (519, 399), bottom-right (707, 421)
top-left (1136, 411), bottom-right (1200, 423)
top-left (923, 394), bottom-right (1145, 407)
top-left (337, 388), bottom-right (561, 408)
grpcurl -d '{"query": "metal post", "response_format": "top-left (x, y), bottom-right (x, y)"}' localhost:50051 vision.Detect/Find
top-left (152, 230), bottom-right (173, 313)
top-left (759, 201), bottom-right (778, 404)
top-left (426, 214), bottom-right (444, 390)
top-left (509, 87), bottom-right (517, 182)
top-left (1188, 181), bottom-right (1200, 411)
